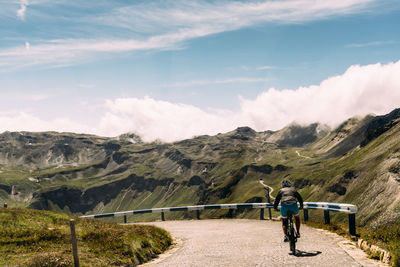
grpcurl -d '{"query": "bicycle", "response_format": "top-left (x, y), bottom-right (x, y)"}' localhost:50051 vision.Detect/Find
top-left (286, 210), bottom-right (297, 255)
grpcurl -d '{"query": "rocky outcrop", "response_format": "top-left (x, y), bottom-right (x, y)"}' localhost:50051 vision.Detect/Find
top-left (327, 183), bottom-right (347, 195)
top-left (0, 184), bottom-right (12, 194)
top-left (268, 123), bottom-right (321, 147)
top-left (293, 178), bottom-right (312, 189)
top-left (30, 174), bottom-right (175, 213)
top-left (327, 109), bottom-right (400, 157)
top-left (0, 131), bottom-right (108, 167)
top-left (360, 108), bottom-right (400, 147)
top-left (229, 127), bottom-right (257, 141)
top-left (188, 176), bottom-right (206, 186)
top-left (165, 149), bottom-right (192, 169)
top-left (241, 164), bottom-right (273, 174)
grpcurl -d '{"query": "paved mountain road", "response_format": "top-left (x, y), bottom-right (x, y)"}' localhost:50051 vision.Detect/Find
top-left (140, 219), bottom-right (385, 267)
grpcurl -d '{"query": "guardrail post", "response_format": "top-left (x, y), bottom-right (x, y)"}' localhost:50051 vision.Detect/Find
top-left (196, 210), bottom-right (200, 220)
top-left (69, 219), bottom-right (80, 267)
top-left (267, 189), bottom-right (272, 220)
top-left (260, 208), bottom-right (264, 220)
top-left (348, 214), bottom-right (356, 236)
top-left (161, 212), bottom-right (165, 221)
top-left (303, 209), bottom-right (308, 222)
top-left (123, 215), bottom-right (127, 224)
top-left (227, 209), bottom-right (234, 218)
top-left (324, 210), bottom-right (330, 224)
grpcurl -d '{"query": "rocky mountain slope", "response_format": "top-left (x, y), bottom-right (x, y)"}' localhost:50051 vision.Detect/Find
top-left (1, 109), bottom-right (400, 227)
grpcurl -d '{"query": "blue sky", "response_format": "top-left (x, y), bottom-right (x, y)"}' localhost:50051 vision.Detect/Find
top-left (1, 0), bottom-right (400, 141)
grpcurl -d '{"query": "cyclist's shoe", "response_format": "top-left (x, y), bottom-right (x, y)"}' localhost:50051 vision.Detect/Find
top-left (296, 232), bottom-right (301, 238)
top-left (283, 235), bottom-right (289, 242)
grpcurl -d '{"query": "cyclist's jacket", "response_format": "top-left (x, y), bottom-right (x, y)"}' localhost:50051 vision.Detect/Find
top-left (273, 187), bottom-right (303, 209)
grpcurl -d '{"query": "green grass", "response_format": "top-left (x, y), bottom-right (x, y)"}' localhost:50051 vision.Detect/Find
top-left (304, 217), bottom-right (400, 267)
top-left (0, 207), bottom-right (172, 266)
top-left (360, 220), bottom-right (400, 267)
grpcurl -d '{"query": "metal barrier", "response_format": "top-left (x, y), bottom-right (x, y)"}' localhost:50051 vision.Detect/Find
top-left (80, 202), bottom-right (358, 235)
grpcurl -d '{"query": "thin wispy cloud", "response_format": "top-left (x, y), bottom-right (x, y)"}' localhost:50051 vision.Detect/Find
top-left (167, 78), bottom-right (270, 87)
top-left (257, 65), bottom-right (278, 70)
top-left (0, 0), bottom-right (383, 70)
top-left (346, 40), bottom-right (396, 48)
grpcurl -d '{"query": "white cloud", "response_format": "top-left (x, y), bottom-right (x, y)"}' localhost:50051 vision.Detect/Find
top-left (16, 0), bottom-right (28, 20)
top-left (0, 112), bottom-right (92, 134)
top-left (97, 97), bottom-right (238, 142)
top-left (95, 60), bottom-right (400, 141)
top-left (0, 0), bottom-right (381, 70)
top-left (238, 60), bottom-right (400, 131)
top-left (0, 92), bottom-right (48, 101)
top-left (2, 60), bottom-right (400, 142)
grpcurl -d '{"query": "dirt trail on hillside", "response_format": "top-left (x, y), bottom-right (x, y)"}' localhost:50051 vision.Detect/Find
top-left (259, 179), bottom-right (274, 200)
top-left (296, 150), bottom-right (311, 159)
top-left (141, 220), bottom-right (385, 267)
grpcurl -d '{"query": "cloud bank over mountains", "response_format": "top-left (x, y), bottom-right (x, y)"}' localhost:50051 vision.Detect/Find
top-left (1, 60), bottom-right (400, 142)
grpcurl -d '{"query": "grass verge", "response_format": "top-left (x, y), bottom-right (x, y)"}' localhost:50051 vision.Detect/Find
top-left (0, 207), bottom-right (172, 266)
top-left (305, 220), bottom-right (400, 266)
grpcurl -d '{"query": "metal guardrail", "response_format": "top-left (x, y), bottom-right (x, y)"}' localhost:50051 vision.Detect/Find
top-left (80, 202), bottom-right (358, 236)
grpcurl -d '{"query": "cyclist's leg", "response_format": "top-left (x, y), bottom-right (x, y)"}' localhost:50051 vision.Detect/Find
top-left (282, 218), bottom-right (288, 235)
top-left (280, 203), bottom-right (289, 237)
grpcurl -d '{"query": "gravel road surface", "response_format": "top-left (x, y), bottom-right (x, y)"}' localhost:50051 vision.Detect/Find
top-left (141, 219), bottom-right (385, 267)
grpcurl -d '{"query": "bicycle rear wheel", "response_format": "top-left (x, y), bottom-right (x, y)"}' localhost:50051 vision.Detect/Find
top-left (289, 227), bottom-right (296, 254)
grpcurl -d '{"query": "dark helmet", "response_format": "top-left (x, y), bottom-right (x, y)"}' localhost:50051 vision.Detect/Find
top-left (281, 179), bottom-right (291, 187)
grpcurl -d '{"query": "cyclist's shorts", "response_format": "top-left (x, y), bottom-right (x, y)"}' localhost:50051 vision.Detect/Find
top-left (280, 202), bottom-right (299, 218)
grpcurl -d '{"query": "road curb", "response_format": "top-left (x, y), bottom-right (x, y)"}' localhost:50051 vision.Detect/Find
top-left (357, 239), bottom-right (392, 265)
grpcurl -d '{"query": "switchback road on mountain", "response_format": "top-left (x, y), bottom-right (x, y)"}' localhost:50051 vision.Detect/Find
top-left (141, 219), bottom-right (385, 267)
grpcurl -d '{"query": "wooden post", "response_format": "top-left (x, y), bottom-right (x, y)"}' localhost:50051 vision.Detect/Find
top-left (260, 208), bottom-right (264, 220)
top-left (123, 215), bottom-right (127, 224)
top-left (348, 213), bottom-right (356, 236)
top-left (3, 203), bottom-right (7, 208)
top-left (196, 210), bottom-right (200, 220)
top-left (161, 212), bottom-right (165, 221)
top-left (69, 219), bottom-right (80, 267)
top-left (324, 210), bottom-right (330, 225)
top-left (303, 209), bottom-right (309, 222)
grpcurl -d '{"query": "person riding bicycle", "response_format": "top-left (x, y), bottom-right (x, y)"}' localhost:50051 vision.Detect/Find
top-left (273, 179), bottom-right (303, 242)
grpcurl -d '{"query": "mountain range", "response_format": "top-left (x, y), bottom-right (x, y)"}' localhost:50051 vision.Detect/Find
top-left (1, 108), bottom-right (400, 227)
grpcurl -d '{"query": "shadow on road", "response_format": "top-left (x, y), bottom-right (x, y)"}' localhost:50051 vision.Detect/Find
top-left (292, 250), bottom-right (322, 257)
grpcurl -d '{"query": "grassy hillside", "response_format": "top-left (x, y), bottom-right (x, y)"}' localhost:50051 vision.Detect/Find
top-left (0, 207), bottom-right (172, 266)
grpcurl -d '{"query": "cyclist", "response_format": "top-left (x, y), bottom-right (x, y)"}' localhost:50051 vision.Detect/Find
top-left (273, 179), bottom-right (303, 242)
